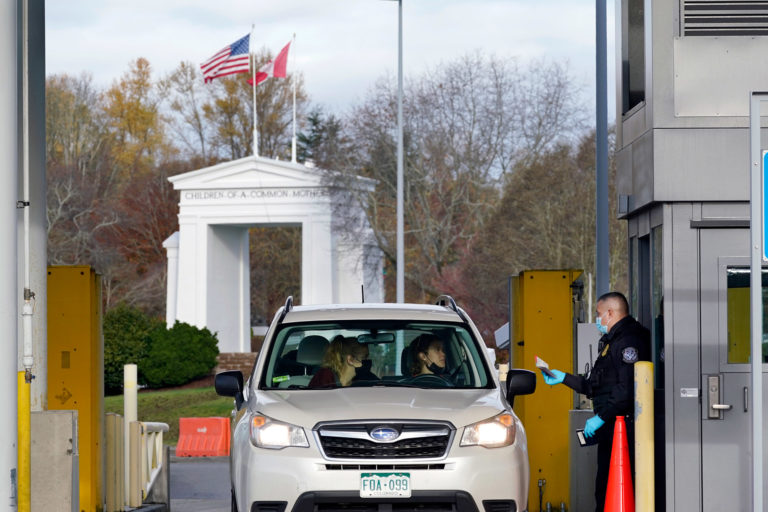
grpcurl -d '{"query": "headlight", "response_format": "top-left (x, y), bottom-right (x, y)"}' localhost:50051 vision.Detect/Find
top-left (460, 412), bottom-right (516, 448)
top-left (250, 414), bottom-right (309, 449)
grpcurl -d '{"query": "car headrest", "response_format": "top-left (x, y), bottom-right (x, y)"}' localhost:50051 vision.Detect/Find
top-left (297, 335), bottom-right (329, 366)
top-left (400, 343), bottom-right (413, 376)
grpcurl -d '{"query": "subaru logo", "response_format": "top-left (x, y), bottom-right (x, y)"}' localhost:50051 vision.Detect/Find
top-left (370, 426), bottom-right (400, 442)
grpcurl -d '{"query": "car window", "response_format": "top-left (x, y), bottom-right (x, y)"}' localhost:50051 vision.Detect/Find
top-left (259, 320), bottom-right (493, 389)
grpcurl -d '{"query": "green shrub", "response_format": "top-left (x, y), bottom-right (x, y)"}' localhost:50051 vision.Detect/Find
top-left (142, 321), bottom-right (219, 388)
top-left (103, 304), bottom-right (162, 395)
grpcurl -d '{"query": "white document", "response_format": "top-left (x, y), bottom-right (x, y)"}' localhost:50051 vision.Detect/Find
top-left (535, 356), bottom-right (556, 378)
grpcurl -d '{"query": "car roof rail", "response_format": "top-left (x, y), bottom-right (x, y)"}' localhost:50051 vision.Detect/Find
top-left (277, 295), bottom-right (294, 325)
top-left (435, 295), bottom-right (468, 322)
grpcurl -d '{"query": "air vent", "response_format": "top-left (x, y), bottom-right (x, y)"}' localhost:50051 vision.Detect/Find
top-left (684, 0), bottom-right (768, 36)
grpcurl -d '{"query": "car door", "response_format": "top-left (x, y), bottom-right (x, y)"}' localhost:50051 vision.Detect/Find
top-left (699, 228), bottom-right (768, 511)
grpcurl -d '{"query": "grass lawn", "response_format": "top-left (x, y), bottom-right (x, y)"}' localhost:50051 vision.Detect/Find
top-left (104, 387), bottom-right (235, 445)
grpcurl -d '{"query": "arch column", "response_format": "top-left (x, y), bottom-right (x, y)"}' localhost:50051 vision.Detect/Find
top-left (301, 216), bottom-right (335, 304)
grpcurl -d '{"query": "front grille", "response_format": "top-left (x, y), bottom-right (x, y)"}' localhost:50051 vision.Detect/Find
top-left (316, 421), bottom-right (454, 460)
top-left (325, 464), bottom-right (445, 470)
top-left (321, 435), bottom-right (448, 459)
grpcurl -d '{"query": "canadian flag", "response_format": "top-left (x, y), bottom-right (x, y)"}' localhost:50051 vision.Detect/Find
top-left (249, 41), bottom-right (291, 86)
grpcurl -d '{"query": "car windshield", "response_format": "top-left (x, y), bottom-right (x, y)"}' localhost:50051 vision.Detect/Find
top-left (259, 320), bottom-right (493, 390)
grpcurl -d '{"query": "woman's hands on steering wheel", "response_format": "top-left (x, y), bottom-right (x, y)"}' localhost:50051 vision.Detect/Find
top-left (404, 373), bottom-right (453, 387)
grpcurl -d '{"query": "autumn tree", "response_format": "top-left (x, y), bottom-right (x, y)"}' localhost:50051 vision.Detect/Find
top-left (103, 58), bottom-right (168, 180)
top-left (103, 163), bottom-right (180, 316)
top-left (249, 226), bottom-right (302, 324)
top-left (47, 65), bottom-right (176, 315)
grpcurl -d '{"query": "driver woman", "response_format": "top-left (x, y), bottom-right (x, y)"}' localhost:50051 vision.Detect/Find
top-left (410, 334), bottom-right (448, 376)
top-left (309, 336), bottom-right (366, 388)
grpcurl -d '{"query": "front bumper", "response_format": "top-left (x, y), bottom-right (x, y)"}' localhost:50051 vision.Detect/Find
top-left (249, 491), bottom-right (518, 512)
top-left (233, 440), bottom-right (529, 512)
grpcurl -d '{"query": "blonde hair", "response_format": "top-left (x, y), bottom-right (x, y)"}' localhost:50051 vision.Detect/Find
top-left (322, 336), bottom-right (365, 377)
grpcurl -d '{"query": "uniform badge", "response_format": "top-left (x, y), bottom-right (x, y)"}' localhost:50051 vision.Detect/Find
top-left (622, 347), bottom-right (638, 363)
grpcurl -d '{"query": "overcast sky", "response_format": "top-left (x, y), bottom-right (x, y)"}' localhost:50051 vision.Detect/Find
top-left (45, 0), bottom-right (616, 119)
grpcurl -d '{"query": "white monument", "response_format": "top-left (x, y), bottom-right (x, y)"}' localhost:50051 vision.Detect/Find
top-left (163, 156), bottom-right (383, 353)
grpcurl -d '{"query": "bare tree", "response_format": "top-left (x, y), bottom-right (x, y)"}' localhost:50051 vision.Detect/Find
top-left (163, 48), bottom-right (310, 162)
top-left (450, 130), bottom-right (627, 338)
top-left (322, 54), bottom-right (586, 301)
top-left (46, 74), bottom-right (121, 268)
top-left (159, 61), bottom-right (213, 162)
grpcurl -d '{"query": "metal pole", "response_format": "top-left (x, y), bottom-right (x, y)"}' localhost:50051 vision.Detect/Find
top-left (0, 0), bottom-right (18, 505)
top-left (251, 25), bottom-right (258, 157)
top-left (395, 0), bottom-right (405, 303)
top-left (748, 92), bottom-right (764, 512)
top-left (508, 276), bottom-right (513, 367)
top-left (595, 0), bottom-right (609, 297)
top-left (291, 33), bottom-right (297, 163)
top-left (25, 0), bottom-right (47, 414)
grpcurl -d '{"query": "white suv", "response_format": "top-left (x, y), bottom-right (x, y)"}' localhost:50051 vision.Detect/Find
top-left (215, 296), bottom-right (536, 512)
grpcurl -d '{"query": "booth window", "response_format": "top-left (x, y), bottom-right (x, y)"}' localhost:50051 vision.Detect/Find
top-left (621, 0), bottom-right (645, 114)
top-left (651, 227), bottom-right (663, 387)
top-left (726, 267), bottom-right (768, 364)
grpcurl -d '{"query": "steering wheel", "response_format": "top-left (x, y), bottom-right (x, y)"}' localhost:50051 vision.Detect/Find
top-left (405, 373), bottom-right (453, 387)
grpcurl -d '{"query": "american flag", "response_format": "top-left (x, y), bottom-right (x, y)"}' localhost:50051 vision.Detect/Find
top-left (200, 34), bottom-right (251, 83)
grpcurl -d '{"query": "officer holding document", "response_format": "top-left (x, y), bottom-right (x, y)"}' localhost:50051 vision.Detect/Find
top-left (539, 291), bottom-right (650, 512)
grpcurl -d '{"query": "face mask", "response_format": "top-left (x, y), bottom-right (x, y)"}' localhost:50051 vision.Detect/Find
top-left (596, 315), bottom-right (608, 335)
top-left (360, 359), bottom-right (373, 371)
top-left (426, 357), bottom-right (446, 375)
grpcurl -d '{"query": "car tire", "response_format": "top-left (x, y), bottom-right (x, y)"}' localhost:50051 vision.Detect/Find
top-left (231, 488), bottom-right (239, 512)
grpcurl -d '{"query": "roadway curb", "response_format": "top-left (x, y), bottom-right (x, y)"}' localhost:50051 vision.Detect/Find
top-left (130, 505), bottom-right (167, 512)
top-left (168, 445), bottom-right (229, 463)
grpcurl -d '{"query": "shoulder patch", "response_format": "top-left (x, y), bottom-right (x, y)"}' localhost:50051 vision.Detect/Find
top-left (622, 347), bottom-right (638, 363)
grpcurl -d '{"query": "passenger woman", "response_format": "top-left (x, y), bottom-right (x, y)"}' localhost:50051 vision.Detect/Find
top-left (309, 336), bottom-right (366, 387)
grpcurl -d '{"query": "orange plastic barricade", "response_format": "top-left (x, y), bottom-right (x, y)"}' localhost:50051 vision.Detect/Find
top-left (176, 417), bottom-right (230, 457)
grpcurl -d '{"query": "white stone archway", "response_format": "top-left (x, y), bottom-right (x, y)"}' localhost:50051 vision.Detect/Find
top-left (163, 156), bottom-right (383, 353)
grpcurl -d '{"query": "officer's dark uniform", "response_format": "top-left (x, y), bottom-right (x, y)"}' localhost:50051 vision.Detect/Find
top-left (562, 315), bottom-right (651, 512)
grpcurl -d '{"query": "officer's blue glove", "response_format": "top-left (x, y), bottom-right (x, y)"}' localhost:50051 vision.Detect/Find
top-left (541, 369), bottom-right (565, 385)
top-left (583, 415), bottom-right (605, 438)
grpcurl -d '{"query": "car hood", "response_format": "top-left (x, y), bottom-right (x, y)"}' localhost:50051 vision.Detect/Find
top-left (250, 387), bottom-right (509, 429)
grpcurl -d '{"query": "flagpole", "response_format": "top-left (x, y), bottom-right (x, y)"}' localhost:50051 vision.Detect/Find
top-left (251, 24), bottom-right (258, 157)
top-left (291, 33), bottom-right (297, 163)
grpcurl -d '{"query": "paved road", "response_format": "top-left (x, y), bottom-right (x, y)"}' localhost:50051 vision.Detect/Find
top-left (170, 456), bottom-right (230, 512)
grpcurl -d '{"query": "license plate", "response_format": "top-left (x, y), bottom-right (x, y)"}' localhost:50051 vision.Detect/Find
top-left (360, 472), bottom-right (411, 498)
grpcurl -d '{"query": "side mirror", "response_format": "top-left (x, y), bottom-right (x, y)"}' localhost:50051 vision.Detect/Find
top-left (215, 370), bottom-right (245, 409)
top-left (505, 369), bottom-right (536, 407)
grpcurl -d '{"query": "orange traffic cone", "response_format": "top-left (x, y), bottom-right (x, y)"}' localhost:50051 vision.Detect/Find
top-left (604, 416), bottom-right (634, 512)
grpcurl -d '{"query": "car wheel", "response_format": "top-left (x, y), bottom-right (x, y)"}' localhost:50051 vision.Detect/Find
top-left (231, 488), bottom-right (238, 512)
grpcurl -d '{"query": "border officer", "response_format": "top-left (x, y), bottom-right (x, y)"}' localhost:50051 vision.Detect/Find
top-left (541, 291), bottom-right (650, 512)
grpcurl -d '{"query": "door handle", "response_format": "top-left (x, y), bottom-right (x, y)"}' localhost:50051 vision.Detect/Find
top-left (707, 375), bottom-right (731, 419)
top-left (744, 386), bottom-right (749, 413)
